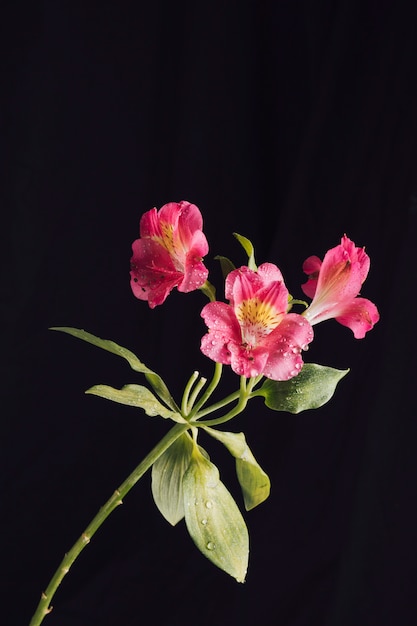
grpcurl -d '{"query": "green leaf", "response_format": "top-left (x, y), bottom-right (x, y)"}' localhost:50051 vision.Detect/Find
top-left (183, 447), bottom-right (249, 583)
top-left (85, 384), bottom-right (185, 422)
top-left (151, 432), bottom-right (194, 526)
top-left (257, 363), bottom-right (349, 414)
top-left (203, 427), bottom-right (270, 510)
top-left (50, 327), bottom-right (178, 411)
top-left (233, 233), bottom-right (257, 270)
top-left (214, 255), bottom-right (236, 279)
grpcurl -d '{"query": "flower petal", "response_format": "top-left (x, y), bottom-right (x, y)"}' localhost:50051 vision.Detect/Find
top-left (301, 255), bottom-right (322, 298)
top-left (228, 343), bottom-right (269, 378)
top-left (130, 239), bottom-right (182, 307)
top-left (335, 297), bottom-right (380, 338)
top-left (200, 302), bottom-right (241, 364)
top-left (262, 315), bottom-right (314, 381)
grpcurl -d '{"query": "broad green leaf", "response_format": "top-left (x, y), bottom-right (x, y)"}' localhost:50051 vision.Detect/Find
top-left (151, 432), bottom-right (194, 526)
top-left (85, 384), bottom-right (184, 422)
top-left (203, 427), bottom-right (270, 510)
top-left (50, 327), bottom-right (178, 411)
top-left (257, 363), bottom-right (349, 414)
top-left (183, 447), bottom-right (249, 583)
top-left (214, 255), bottom-right (236, 279)
top-left (233, 233), bottom-right (257, 270)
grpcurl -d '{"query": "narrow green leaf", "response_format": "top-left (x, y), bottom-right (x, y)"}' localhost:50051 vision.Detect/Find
top-left (203, 427), bottom-right (270, 510)
top-left (233, 233), bottom-right (257, 270)
top-left (214, 255), bottom-right (236, 279)
top-left (86, 384), bottom-right (185, 422)
top-left (257, 363), bottom-right (349, 414)
top-left (50, 327), bottom-right (178, 411)
top-left (151, 432), bottom-right (194, 526)
top-left (183, 447), bottom-right (249, 583)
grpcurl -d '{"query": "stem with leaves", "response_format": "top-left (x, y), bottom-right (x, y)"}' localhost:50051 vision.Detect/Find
top-left (29, 422), bottom-right (188, 626)
top-left (29, 362), bottom-right (261, 626)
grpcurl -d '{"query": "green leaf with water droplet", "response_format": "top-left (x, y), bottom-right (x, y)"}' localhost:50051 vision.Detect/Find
top-left (151, 432), bottom-right (194, 526)
top-left (49, 327), bottom-right (179, 411)
top-left (183, 447), bottom-right (249, 583)
top-left (257, 363), bottom-right (349, 414)
top-left (203, 427), bottom-right (270, 510)
top-left (233, 233), bottom-right (257, 270)
top-left (85, 384), bottom-right (184, 422)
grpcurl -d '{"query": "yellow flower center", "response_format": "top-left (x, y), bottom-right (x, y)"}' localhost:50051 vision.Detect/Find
top-left (236, 298), bottom-right (282, 346)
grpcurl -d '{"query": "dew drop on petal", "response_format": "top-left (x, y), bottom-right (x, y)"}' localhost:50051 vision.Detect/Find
top-left (205, 500), bottom-right (213, 509)
top-left (206, 541), bottom-right (216, 550)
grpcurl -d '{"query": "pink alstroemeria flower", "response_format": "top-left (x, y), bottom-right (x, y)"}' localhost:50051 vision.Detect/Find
top-left (301, 235), bottom-right (380, 338)
top-left (200, 264), bottom-right (314, 381)
top-left (130, 201), bottom-right (209, 308)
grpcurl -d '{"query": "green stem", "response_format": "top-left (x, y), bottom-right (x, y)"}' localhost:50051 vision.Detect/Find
top-left (188, 362), bottom-right (223, 419)
top-left (192, 389), bottom-right (241, 420)
top-left (181, 371), bottom-right (199, 416)
top-left (197, 376), bottom-right (251, 427)
top-left (29, 422), bottom-right (189, 626)
top-left (187, 376), bottom-right (207, 413)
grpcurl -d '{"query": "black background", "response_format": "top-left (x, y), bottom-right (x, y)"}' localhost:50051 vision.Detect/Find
top-left (2, 2), bottom-right (417, 625)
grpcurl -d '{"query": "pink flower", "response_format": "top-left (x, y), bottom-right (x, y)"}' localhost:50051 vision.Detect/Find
top-left (130, 201), bottom-right (209, 308)
top-left (301, 235), bottom-right (380, 338)
top-left (200, 264), bottom-right (314, 381)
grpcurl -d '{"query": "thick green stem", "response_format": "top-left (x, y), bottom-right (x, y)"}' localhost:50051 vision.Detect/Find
top-left (29, 422), bottom-right (189, 626)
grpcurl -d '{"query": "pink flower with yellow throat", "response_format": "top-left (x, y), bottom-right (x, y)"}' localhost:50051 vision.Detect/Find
top-left (301, 234), bottom-right (380, 338)
top-left (130, 201), bottom-right (209, 308)
top-left (200, 264), bottom-right (314, 381)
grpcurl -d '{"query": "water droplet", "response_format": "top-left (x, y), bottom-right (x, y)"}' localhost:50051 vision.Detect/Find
top-left (201, 518), bottom-right (208, 525)
top-left (282, 351), bottom-right (289, 357)
top-left (206, 541), bottom-right (216, 550)
top-left (291, 347), bottom-right (299, 354)
top-left (205, 500), bottom-right (213, 509)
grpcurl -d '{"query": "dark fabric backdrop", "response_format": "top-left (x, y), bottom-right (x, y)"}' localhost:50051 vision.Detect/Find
top-left (2, 2), bottom-right (417, 625)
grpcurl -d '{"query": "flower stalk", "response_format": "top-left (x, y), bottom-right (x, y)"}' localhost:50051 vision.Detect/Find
top-left (29, 422), bottom-right (189, 626)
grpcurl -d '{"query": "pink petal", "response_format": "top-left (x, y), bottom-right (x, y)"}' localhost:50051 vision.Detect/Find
top-left (335, 297), bottom-right (380, 338)
top-left (257, 263), bottom-right (284, 285)
top-left (201, 301), bottom-right (241, 335)
top-left (228, 343), bottom-right (269, 378)
top-left (340, 235), bottom-right (370, 283)
top-left (200, 302), bottom-right (241, 364)
top-left (301, 255), bottom-right (322, 298)
top-left (177, 201), bottom-right (204, 237)
top-left (130, 239), bottom-right (182, 307)
top-left (226, 266), bottom-right (264, 304)
top-left (262, 315), bottom-right (314, 381)
top-left (179, 257), bottom-right (209, 292)
top-left (157, 202), bottom-right (183, 228)
top-left (139, 207), bottom-right (161, 238)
